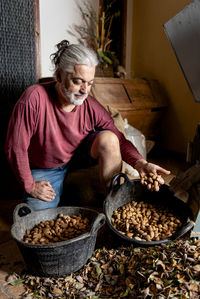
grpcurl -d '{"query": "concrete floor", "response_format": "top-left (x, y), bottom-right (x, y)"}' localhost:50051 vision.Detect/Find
top-left (0, 151), bottom-right (189, 298)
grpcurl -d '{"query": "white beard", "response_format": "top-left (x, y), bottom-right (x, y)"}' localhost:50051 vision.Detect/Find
top-left (62, 86), bottom-right (88, 106)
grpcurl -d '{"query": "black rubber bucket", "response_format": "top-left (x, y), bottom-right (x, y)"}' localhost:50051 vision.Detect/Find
top-left (11, 204), bottom-right (105, 277)
top-left (104, 173), bottom-right (195, 247)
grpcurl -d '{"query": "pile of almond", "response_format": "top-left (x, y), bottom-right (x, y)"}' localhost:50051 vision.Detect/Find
top-left (111, 200), bottom-right (182, 241)
top-left (23, 213), bottom-right (90, 244)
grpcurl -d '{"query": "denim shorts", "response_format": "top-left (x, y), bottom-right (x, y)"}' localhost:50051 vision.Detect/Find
top-left (25, 131), bottom-right (105, 210)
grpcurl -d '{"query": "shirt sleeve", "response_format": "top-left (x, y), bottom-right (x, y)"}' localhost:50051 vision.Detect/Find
top-left (5, 88), bottom-right (39, 193)
top-left (91, 99), bottom-right (144, 166)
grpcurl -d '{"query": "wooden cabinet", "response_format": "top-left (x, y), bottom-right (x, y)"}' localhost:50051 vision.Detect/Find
top-left (91, 77), bottom-right (168, 139)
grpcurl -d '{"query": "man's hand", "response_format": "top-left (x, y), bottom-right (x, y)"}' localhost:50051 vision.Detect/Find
top-left (29, 181), bottom-right (56, 201)
top-left (134, 159), bottom-right (171, 191)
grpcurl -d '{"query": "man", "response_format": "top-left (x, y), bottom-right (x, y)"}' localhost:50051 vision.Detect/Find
top-left (5, 40), bottom-right (170, 210)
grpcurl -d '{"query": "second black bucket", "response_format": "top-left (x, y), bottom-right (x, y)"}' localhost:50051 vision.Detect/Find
top-left (104, 173), bottom-right (194, 247)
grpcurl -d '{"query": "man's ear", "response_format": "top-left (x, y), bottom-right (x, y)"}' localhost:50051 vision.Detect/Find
top-left (56, 69), bottom-right (62, 82)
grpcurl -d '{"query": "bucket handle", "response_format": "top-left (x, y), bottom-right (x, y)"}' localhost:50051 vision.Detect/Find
top-left (170, 220), bottom-right (195, 241)
top-left (90, 213), bottom-right (106, 235)
top-left (13, 203), bottom-right (34, 223)
top-left (109, 172), bottom-right (129, 192)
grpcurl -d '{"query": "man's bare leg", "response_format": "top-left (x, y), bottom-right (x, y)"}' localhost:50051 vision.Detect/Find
top-left (90, 131), bottom-right (122, 192)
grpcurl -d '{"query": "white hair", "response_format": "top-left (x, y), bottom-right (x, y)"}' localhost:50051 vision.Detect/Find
top-left (51, 40), bottom-right (99, 73)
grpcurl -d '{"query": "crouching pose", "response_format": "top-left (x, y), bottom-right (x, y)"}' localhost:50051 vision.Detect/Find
top-left (5, 40), bottom-right (170, 210)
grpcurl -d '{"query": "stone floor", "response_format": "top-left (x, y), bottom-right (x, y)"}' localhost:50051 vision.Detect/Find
top-left (0, 150), bottom-right (189, 298)
top-left (0, 240), bottom-right (26, 298)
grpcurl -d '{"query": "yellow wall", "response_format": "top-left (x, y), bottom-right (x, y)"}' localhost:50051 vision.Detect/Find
top-left (131, 0), bottom-right (200, 155)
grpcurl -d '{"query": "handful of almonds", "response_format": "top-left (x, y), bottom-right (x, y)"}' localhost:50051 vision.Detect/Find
top-left (23, 213), bottom-right (90, 245)
top-left (141, 172), bottom-right (162, 191)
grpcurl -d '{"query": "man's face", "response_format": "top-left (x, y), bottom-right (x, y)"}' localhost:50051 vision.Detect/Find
top-left (59, 64), bottom-right (95, 106)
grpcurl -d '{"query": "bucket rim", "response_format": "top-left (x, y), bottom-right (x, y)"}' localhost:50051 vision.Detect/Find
top-left (11, 204), bottom-right (105, 248)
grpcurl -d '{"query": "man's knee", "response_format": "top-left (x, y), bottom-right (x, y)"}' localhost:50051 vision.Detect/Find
top-left (91, 131), bottom-right (120, 158)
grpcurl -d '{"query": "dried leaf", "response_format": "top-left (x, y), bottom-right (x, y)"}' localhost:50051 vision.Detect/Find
top-left (74, 282), bottom-right (84, 290)
top-left (95, 265), bottom-right (102, 275)
top-left (156, 260), bottom-right (166, 270)
top-left (125, 277), bottom-right (132, 286)
top-left (10, 279), bottom-right (25, 286)
top-left (76, 275), bottom-right (83, 283)
top-left (193, 264), bottom-right (200, 272)
top-left (176, 264), bottom-right (184, 271)
top-left (189, 283), bottom-right (199, 291)
top-left (155, 283), bottom-right (162, 290)
top-left (101, 262), bottom-right (110, 269)
top-left (12, 238), bottom-right (200, 298)
top-left (146, 258), bottom-right (153, 264)
top-left (194, 252), bottom-right (200, 258)
top-left (119, 263), bottom-right (125, 275)
top-left (52, 288), bottom-right (62, 295)
top-left (142, 287), bottom-right (150, 297)
top-left (154, 277), bottom-right (163, 285)
top-left (6, 273), bottom-right (20, 283)
top-left (95, 252), bottom-right (102, 258)
top-left (122, 286), bottom-right (130, 297)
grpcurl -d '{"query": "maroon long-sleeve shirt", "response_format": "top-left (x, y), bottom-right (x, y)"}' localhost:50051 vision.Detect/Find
top-left (5, 81), bottom-right (143, 192)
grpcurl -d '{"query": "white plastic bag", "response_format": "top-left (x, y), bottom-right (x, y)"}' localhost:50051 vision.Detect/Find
top-left (124, 118), bottom-right (146, 177)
